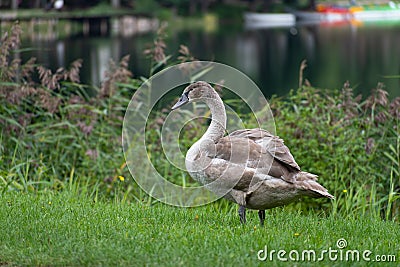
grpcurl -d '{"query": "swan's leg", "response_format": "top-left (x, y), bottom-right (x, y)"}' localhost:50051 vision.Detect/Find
top-left (238, 205), bottom-right (246, 224)
top-left (258, 210), bottom-right (266, 226)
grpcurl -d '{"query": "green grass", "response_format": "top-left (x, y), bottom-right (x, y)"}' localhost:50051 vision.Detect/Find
top-left (0, 191), bottom-right (399, 266)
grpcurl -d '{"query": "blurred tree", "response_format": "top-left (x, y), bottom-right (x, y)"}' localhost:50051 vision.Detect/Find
top-left (11, 0), bottom-right (17, 9)
top-left (163, 0), bottom-right (211, 15)
top-left (111, 0), bottom-right (120, 7)
top-left (134, 0), bottom-right (160, 14)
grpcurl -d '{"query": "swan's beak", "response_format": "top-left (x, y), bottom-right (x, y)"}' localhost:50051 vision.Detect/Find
top-left (171, 93), bottom-right (189, 110)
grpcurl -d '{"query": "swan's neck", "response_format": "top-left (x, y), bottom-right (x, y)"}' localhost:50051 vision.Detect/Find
top-left (201, 95), bottom-right (226, 143)
top-left (185, 92), bottom-right (226, 169)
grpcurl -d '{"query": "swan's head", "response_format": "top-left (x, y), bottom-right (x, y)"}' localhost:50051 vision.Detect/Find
top-left (171, 81), bottom-right (216, 110)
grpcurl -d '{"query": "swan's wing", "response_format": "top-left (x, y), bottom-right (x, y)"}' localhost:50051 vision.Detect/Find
top-left (204, 136), bottom-right (267, 192)
top-left (204, 128), bottom-right (301, 186)
top-left (228, 128), bottom-right (300, 171)
top-left (212, 136), bottom-right (267, 166)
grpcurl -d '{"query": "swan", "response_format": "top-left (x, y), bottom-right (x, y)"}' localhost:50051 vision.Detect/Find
top-left (171, 81), bottom-right (334, 225)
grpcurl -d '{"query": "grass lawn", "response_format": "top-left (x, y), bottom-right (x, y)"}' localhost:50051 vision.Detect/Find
top-left (0, 191), bottom-right (399, 266)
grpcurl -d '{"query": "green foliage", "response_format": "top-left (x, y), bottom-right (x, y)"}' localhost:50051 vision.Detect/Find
top-left (1, 23), bottom-right (399, 223)
top-left (0, 24), bottom-right (135, 199)
top-left (266, 83), bottom-right (400, 220)
top-left (211, 2), bottom-right (246, 20)
top-left (134, 0), bottom-right (161, 15)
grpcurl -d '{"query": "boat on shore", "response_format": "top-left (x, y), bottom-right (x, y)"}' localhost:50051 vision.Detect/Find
top-left (350, 2), bottom-right (400, 20)
top-left (245, 2), bottom-right (400, 26)
top-left (244, 12), bottom-right (296, 28)
top-left (292, 10), bottom-right (350, 22)
top-left (294, 2), bottom-right (400, 22)
top-left (244, 2), bottom-right (400, 29)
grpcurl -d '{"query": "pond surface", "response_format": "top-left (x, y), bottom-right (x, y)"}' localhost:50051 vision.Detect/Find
top-left (20, 20), bottom-right (400, 98)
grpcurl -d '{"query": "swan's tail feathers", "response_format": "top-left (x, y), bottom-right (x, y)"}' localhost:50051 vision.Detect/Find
top-left (308, 187), bottom-right (335, 200)
top-left (296, 172), bottom-right (335, 200)
top-left (295, 171), bottom-right (318, 181)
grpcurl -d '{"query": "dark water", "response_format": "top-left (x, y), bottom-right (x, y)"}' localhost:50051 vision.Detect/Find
top-left (21, 21), bottom-right (400, 98)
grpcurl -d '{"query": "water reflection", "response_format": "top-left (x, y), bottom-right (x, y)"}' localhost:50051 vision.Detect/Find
top-left (20, 22), bottom-right (400, 98)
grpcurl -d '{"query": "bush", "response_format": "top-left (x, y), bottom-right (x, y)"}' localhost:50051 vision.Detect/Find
top-left (0, 24), bottom-right (135, 198)
top-left (267, 82), bottom-right (399, 220)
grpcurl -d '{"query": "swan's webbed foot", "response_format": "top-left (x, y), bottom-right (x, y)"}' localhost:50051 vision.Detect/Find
top-left (258, 210), bottom-right (266, 226)
top-left (238, 205), bottom-right (246, 224)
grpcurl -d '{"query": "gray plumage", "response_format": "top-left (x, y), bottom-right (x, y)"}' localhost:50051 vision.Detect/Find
top-left (172, 81), bottom-right (334, 225)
